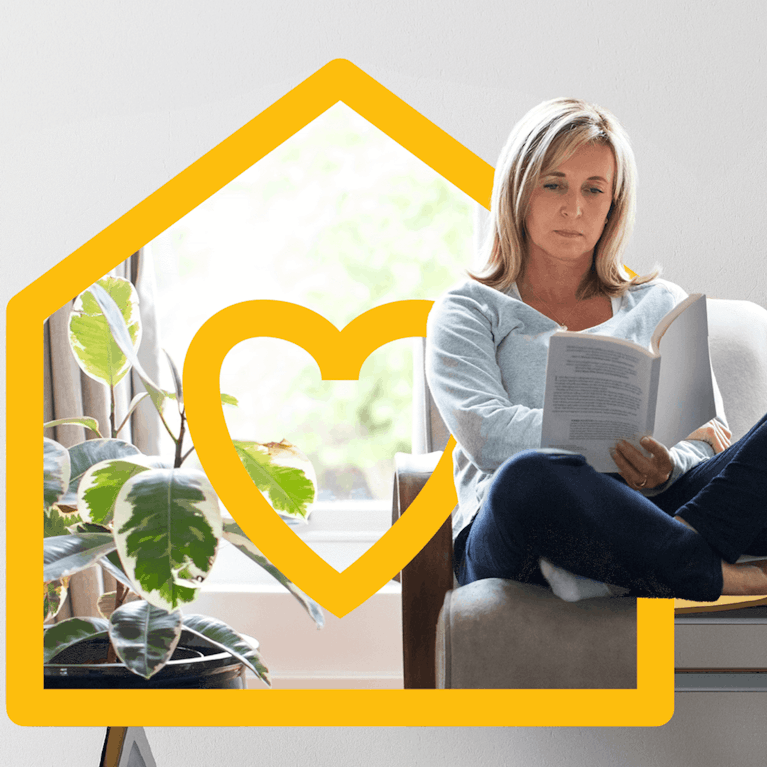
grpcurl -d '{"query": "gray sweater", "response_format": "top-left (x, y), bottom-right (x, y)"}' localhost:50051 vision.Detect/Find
top-left (426, 278), bottom-right (724, 539)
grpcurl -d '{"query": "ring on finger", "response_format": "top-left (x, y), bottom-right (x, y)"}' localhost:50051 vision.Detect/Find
top-left (635, 475), bottom-right (647, 488)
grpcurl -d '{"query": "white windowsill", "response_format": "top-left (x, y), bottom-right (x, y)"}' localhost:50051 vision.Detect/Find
top-left (195, 499), bottom-right (404, 687)
top-left (206, 500), bottom-right (398, 590)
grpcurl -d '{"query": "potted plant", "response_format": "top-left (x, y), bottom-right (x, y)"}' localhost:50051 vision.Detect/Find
top-left (43, 276), bottom-right (323, 688)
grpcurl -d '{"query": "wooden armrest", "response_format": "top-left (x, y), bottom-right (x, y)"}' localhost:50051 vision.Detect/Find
top-left (392, 451), bottom-right (454, 689)
top-left (392, 451), bottom-right (442, 524)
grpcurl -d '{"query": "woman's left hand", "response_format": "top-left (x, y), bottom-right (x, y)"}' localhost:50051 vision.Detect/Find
top-left (686, 419), bottom-right (732, 454)
top-left (611, 437), bottom-right (674, 491)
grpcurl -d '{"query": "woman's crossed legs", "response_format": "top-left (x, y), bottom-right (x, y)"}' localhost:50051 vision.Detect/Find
top-left (457, 412), bottom-right (767, 602)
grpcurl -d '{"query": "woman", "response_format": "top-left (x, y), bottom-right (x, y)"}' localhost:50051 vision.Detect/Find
top-left (426, 97), bottom-right (767, 603)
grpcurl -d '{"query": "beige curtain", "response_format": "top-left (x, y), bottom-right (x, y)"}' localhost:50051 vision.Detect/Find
top-left (44, 251), bottom-right (162, 618)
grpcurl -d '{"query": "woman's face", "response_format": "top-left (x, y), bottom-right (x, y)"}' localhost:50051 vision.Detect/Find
top-left (524, 142), bottom-right (615, 271)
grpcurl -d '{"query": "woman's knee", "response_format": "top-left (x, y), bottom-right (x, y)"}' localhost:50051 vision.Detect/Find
top-left (486, 450), bottom-right (585, 509)
top-left (478, 451), bottom-right (579, 549)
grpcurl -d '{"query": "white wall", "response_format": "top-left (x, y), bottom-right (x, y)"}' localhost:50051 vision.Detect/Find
top-left (3, 1), bottom-right (767, 764)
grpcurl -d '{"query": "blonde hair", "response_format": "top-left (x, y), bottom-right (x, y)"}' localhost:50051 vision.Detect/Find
top-left (471, 97), bottom-right (658, 298)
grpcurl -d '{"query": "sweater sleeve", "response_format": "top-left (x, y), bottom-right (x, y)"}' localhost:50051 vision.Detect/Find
top-left (640, 439), bottom-right (713, 497)
top-left (641, 386), bottom-right (728, 496)
top-left (425, 288), bottom-right (543, 473)
top-left (427, 279), bottom-right (728, 489)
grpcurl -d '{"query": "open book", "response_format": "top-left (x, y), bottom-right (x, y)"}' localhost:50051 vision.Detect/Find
top-left (540, 294), bottom-right (717, 471)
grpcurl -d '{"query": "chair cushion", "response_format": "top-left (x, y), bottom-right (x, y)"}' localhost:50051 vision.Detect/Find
top-left (437, 579), bottom-right (637, 688)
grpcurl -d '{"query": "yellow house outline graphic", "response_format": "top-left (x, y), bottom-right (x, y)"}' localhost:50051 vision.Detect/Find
top-left (7, 59), bottom-right (673, 727)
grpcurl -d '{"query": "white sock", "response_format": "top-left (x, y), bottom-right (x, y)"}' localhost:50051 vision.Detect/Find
top-left (539, 558), bottom-right (629, 602)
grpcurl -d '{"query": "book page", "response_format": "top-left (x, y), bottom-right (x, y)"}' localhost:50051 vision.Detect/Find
top-left (652, 294), bottom-right (717, 446)
top-left (540, 334), bottom-right (657, 471)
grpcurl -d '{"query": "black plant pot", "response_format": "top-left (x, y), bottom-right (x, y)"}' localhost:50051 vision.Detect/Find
top-left (44, 634), bottom-right (257, 689)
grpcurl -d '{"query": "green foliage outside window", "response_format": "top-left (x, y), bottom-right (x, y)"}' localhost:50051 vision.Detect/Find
top-left (152, 104), bottom-right (475, 501)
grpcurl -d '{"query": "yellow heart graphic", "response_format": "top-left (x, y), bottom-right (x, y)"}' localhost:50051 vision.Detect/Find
top-left (183, 299), bottom-right (457, 618)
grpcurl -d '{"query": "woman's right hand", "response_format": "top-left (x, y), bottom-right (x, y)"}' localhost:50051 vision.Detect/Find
top-left (686, 419), bottom-right (732, 454)
top-left (611, 437), bottom-right (674, 490)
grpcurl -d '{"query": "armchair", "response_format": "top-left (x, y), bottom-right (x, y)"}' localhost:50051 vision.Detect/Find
top-left (394, 298), bottom-right (767, 689)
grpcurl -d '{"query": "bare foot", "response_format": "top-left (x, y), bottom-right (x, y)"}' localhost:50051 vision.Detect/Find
top-left (676, 516), bottom-right (767, 596)
top-left (721, 560), bottom-right (767, 596)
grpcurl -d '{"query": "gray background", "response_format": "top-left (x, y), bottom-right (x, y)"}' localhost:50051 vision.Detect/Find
top-left (3, 1), bottom-right (766, 764)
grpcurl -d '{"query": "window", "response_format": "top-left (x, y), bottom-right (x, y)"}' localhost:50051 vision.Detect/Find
top-left (149, 102), bottom-right (473, 513)
top-left (146, 105), bottom-right (474, 686)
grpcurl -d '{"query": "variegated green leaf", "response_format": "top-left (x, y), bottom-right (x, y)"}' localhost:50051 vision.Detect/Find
top-left (99, 550), bottom-right (134, 590)
top-left (68, 276), bottom-right (141, 388)
top-left (44, 416), bottom-right (102, 437)
top-left (109, 601), bottom-right (182, 679)
top-left (89, 282), bottom-right (166, 414)
top-left (113, 469), bottom-right (222, 611)
top-left (97, 589), bottom-right (140, 620)
top-left (77, 457), bottom-right (153, 525)
top-left (98, 591), bottom-right (118, 619)
top-left (44, 616), bottom-right (109, 663)
top-left (167, 391), bottom-right (236, 407)
top-left (233, 440), bottom-right (316, 519)
top-left (43, 533), bottom-right (116, 582)
top-left (70, 522), bottom-right (111, 534)
top-left (44, 577), bottom-right (69, 622)
top-left (61, 439), bottom-right (141, 506)
top-left (222, 519), bottom-right (324, 628)
top-left (44, 438), bottom-right (70, 509)
top-left (44, 507), bottom-right (82, 537)
top-left (182, 613), bottom-right (270, 686)
top-left (164, 349), bottom-right (184, 410)
top-left (67, 523), bottom-right (133, 590)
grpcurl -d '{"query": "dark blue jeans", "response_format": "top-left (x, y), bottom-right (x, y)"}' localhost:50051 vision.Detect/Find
top-left (455, 412), bottom-right (767, 602)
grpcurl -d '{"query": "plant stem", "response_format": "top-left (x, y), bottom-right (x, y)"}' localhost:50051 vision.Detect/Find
top-left (157, 406), bottom-right (179, 446)
top-left (109, 385), bottom-right (116, 438)
top-left (174, 409), bottom-right (187, 469)
top-left (115, 413), bottom-right (130, 438)
top-left (105, 582), bottom-right (127, 664)
top-left (114, 581), bottom-right (128, 609)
